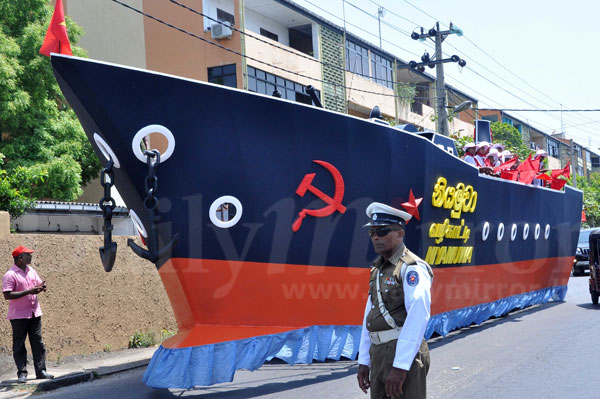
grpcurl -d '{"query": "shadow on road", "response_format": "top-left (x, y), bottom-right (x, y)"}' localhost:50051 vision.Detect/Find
top-left (575, 303), bottom-right (600, 310)
top-left (161, 363), bottom-right (358, 398)
top-left (428, 301), bottom-right (563, 349)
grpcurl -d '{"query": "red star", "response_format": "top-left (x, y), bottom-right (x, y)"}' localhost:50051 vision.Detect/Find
top-left (401, 189), bottom-right (423, 222)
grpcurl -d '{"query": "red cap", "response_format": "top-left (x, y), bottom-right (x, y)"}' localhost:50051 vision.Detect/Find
top-left (12, 246), bottom-right (34, 258)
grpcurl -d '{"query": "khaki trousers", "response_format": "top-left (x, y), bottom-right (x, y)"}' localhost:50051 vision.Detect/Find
top-left (369, 338), bottom-right (430, 399)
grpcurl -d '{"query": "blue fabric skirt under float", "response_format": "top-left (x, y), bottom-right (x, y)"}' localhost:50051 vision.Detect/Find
top-left (143, 285), bottom-right (567, 389)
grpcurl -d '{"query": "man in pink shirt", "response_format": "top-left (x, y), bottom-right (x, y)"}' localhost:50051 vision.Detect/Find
top-left (2, 246), bottom-right (53, 383)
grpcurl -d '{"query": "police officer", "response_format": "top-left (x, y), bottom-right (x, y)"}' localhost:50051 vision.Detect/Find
top-left (357, 202), bottom-right (433, 399)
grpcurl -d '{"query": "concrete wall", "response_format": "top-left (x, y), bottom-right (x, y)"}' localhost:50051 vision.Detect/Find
top-left (246, 33), bottom-right (322, 91)
top-left (245, 8), bottom-right (291, 46)
top-left (345, 72), bottom-right (395, 118)
top-left (0, 224), bottom-right (176, 359)
top-left (64, 0), bottom-right (147, 69)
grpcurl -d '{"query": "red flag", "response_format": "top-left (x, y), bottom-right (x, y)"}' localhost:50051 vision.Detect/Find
top-left (516, 155), bottom-right (541, 184)
top-left (551, 162), bottom-right (571, 180)
top-left (534, 173), bottom-right (551, 181)
top-left (550, 178), bottom-right (568, 190)
top-left (39, 0), bottom-right (72, 57)
top-left (501, 170), bottom-right (519, 181)
top-left (493, 157), bottom-right (518, 174)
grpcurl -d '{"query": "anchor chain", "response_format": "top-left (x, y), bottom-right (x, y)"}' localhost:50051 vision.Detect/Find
top-left (128, 150), bottom-right (178, 265)
top-left (143, 150), bottom-right (160, 212)
top-left (99, 160), bottom-right (118, 272)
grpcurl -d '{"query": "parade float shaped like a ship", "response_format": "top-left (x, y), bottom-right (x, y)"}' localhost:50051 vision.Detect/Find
top-left (51, 55), bottom-right (582, 389)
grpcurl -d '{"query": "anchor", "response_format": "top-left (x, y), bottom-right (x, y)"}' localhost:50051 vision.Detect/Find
top-left (127, 150), bottom-right (178, 265)
top-left (292, 160), bottom-right (346, 232)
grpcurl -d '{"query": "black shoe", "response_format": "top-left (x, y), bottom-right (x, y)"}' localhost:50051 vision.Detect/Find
top-left (17, 374), bottom-right (27, 383)
top-left (36, 371), bottom-right (54, 379)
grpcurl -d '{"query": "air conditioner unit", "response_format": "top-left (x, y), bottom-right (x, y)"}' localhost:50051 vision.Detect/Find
top-left (211, 23), bottom-right (232, 39)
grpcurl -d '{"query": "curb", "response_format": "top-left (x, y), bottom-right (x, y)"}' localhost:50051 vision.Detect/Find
top-left (37, 372), bottom-right (94, 392)
top-left (1, 357), bottom-right (151, 394)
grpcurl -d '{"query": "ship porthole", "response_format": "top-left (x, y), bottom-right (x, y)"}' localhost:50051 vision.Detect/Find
top-left (129, 209), bottom-right (148, 238)
top-left (510, 224), bottom-right (518, 241)
top-left (482, 222), bottom-right (490, 241)
top-left (132, 125), bottom-right (175, 164)
top-left (497, 223), bottom-right (504, 241)
top-left (523, 223), bottom-right (530, 240)
top-left (545, 224), bottom-right (551, 240)
top-left (209, 196), bottom-right (243, 228)
top-left (94, 133), bottom-right (121, 168)
top-left (534, 223), bottom-right (541, 240)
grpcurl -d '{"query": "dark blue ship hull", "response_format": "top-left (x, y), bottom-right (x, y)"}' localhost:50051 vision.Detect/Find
top-left (51, 55), bottom-right (582, 388)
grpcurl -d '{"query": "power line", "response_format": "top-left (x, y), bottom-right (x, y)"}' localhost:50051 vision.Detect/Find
top-left (111, 0), bottom-right (432, 101)
top-left (479, 108), bottom-right (600, 112)
top-left (379, 0), bottom-right (600, 131)
top-left (303, 0), bottom-right (421, 58)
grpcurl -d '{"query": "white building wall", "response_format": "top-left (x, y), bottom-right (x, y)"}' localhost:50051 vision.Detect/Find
top-left (202, 0), bottom-right (236, 31)
top-left (244, 8), bottom-right (290, 46)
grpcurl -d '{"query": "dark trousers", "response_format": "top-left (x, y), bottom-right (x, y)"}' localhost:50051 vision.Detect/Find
top-left (369, 339), bottom-right (430, 399)
top-left (10, 315), bottom-right (47, 377)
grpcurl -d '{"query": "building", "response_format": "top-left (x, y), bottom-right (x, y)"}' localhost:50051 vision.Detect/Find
top-left (478, 108), bottom-right (600, 179)
top-left (64, 0), bottom-right (476, 136)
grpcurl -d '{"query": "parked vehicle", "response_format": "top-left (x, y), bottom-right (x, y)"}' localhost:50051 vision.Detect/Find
top-left (588, 229), bottom-right (600, 305)
top-left (574, 228), bottom-right (593, 276)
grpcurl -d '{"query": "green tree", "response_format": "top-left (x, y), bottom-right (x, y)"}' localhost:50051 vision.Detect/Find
top-left (0, 0), bottom-right (100, 208)
top-left (577, 174), bottom-right (600, 228)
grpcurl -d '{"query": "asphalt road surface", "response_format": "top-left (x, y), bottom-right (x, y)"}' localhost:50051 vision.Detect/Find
top-left (35, 274), bottom-right (598, 399)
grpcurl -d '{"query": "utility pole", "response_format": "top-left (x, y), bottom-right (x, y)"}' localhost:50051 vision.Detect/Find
top-left (570, 138), bottom-right (577, 188)
top-left (433, 23), bottom-right (447, 136)
top-left (405, 22), bottom-right (466, 136)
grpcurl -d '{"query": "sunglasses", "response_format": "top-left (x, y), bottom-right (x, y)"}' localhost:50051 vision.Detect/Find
top-left (368, 227), bottom-right (400, 238)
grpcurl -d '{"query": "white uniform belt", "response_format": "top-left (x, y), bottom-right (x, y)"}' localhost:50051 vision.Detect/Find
top-left (369, 327), bottom-right (402, 345)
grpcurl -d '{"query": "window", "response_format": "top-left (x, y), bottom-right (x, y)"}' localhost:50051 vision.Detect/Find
top-left (411, 85), bottom-right (428, 115)
top-left (370, 53), bottom-right (393, 88)
top-left (289, 24), bottom-right (313, 56)
top-left (260, 28), bottom-right (278, 42)
top-left (217, 8), bottom-right (234, 26)
top-left (502, 117), bottom-right (513, 126)
top-left (586, 151), bottom-right (592, 169)
top-left (345, 40), bottom-right (369, 78)
top-left (247, 66), bottom-right (319, 105)
top-left (514, 123), bottom-right (522, 133)
top-left (547, 139), bottom-right (559, 158)
top-left (577, 166), bottom-right (584, 176)
top-left (576, 146), bottom-right (582, 158)
top-left (482, 115), bottom-right (498, 122)
top-left (208, 64), bottom-right (237, 88)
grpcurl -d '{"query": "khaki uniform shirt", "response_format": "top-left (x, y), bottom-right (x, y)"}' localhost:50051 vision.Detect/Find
top-left (358, 244), bottom-right (433, 370)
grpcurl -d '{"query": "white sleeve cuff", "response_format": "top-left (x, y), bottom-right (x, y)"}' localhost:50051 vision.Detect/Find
top-left (358, 296), bottom-right (372, 366)
top-left (392, 338), bottom-right (421, 370)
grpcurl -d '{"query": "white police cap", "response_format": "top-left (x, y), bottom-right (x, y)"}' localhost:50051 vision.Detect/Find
top-left (363, 202), bottom-right (412, 227)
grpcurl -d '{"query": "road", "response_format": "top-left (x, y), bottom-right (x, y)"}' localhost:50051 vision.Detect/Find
top-left (34, 274), bottom-right (597, 399)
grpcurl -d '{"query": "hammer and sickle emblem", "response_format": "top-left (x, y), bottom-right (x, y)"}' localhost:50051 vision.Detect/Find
top-left (292, 160), bottom-right (346, 232)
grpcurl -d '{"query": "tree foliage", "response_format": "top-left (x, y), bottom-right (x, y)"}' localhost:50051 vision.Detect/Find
top-left (577, 175), bottom-right (600, 228)
top-left (0, 0), bottom-right (100, 211)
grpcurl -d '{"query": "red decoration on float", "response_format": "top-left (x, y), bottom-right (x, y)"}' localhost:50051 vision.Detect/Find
top-left (292, 160), bottom-right (346, 232)
top-left (401, 188), bottom-right (423, 221)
